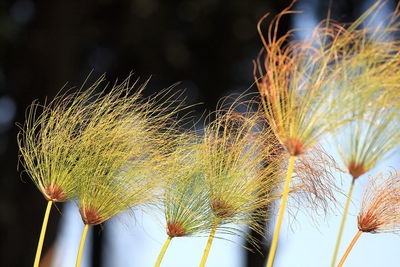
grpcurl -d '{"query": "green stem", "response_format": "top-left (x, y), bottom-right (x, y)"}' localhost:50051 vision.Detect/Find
top-left (154, 236), bottom-right (172, 267)
top-left (199, 222), bottom-right (218, 267)
top-left (266, 155), bottom-right (295, 267)
top-left (33, 200), bottom-right (53, 267)
top-left (337, 230), bottom-right (362, 267)
top-left (331, 178), bottom-right (355, 267)
top-left (76, 224), bottom-right (89, 267)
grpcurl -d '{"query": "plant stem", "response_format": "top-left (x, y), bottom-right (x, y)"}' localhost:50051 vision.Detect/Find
top-left (154, 236), bottom-right (172, 267)
top-left (266, 155), bottom-right (295, 267)
top-left (331, 178), bottom-right (355, 267)
top-left (337, 230), bottom-right (362, 267)
top-left (199, 221), bottom-right (218, 267)
top-left (76, 224), bottom-right (89, 267)
top-left (33, 200), bottom-right (53, 267)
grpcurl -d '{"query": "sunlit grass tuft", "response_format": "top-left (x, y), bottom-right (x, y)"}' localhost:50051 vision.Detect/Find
top-left (253, 4), bottom-right (352, 264)
top-left (337, 171), bottom-right (400, 267)
top-left (154, 134), bottom-right (214, 267)
top-left (327, 4), bottom-right (400, 264)
top-left (73, 76), bottom-right (184, 266)
top-left (17, 76), bottom-right (106, 267)
top-left (197, 101), bottom-right (283, 267)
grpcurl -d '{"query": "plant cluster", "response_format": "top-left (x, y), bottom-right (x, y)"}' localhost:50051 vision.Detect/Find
top-left (17, 1), bottom-right (400, 267)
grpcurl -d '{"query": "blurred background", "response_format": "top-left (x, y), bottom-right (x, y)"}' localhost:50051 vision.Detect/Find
top-left (1, 0), bottom-right (399, 266)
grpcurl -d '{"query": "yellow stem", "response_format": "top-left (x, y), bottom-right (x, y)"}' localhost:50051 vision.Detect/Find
top-left (337, 230), bottom-right (362, 267)
top-left (33, 200), bottom-right (53, 267)
top-left (199, 222), bottom-right (218, 267)
top-left (154, 236), bottom-right (172, 267)
top-left (75, 224), bottom-right (89, 267)
top-left (266, 155), bottom-right (295, 267)
top-left (331, 178), bottom-right (355, 267)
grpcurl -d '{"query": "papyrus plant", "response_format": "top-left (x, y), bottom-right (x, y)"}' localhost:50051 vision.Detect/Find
top-left (328, 4), bottom-right (400, 264)
top-left (17, 77), bottom-right (105, 267)
top-left (197, 104), bottom-right (282, 267)
top-left (73, 77), bottom-right (183, 267)
top-left (254, 6), bottom-right (351, 265)
top-left (337, 172), bottom-right (400, 267)
top-left (18, 74), bottom-right (183, 267)
top-left (332, 94), bottom-right (399, 266)
top-left (254, 2), bottom-right (400, 265)
top-left (154, 136), bottom-right (213, 267)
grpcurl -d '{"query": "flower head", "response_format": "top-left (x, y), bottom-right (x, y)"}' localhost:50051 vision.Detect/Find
top-left (336, 100), bottom-right (399, 180)
top-left (18, 74), bottom-right (182, 225)
top-left (162, 137), bottom-right (213, 238)
top-left (74, 76), bottom-right (182, 225)
top-left (17, 76), bottom-right (105, 202)
top-left (253, 6), bottom-right (349, 156)
top-left (358, 172), bottom-right (400, 234)
top-left (326, 16), bottom-right (400, 179)
top-left (199, 102), bottom-right (282, 242)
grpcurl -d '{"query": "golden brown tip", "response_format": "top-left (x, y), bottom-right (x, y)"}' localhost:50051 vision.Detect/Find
top-left (79, 206), bottom-right (103, 225)
top-left (347, 161), bottom-right (366, 179)
top-left (166, 221), bottom-right (186, 237)
top-left (357, 211), bottom-right (382, 233)
top-left (43, 184), bottom-right (68, 202)
top-left (211, 199), bottom-right (235, 219)
top-left (285, 138), bottom-right (304, 156)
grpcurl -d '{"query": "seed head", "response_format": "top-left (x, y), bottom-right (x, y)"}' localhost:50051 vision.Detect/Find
top-left (200, 102), bottom-right (283, 244)
top-left (74, 76), bottom-right (182, 225)
top-left (358, 172), bottom-right (400, 234)
top-left (254, 6), bottom-right (352, 157)
top-left (17, 76), bottom-right (105, 202)
top-left (162, 136), bottom-right (214, 238)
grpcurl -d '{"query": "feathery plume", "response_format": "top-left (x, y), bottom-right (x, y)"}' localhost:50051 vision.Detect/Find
top-left (198, 102), bottom-right (282, 267)
top-left (328, 3), bottom-right (400, 264)
top-left (254, 8), bottom-right (348, 158)
top-left (337, 172), bottom-right (400, 267)
top-left (17, 76), bottom-right (105, 267)
top-left (154, 135), bottom-right (214, 267)
top-left (253, 4), bottom-right (352, 264)
top-left (358, 172), bottom-right (400, 234)
top-left (73, 76), bottom-right (183, 267)
top-left (288, 146), bottom-right (343, 221)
